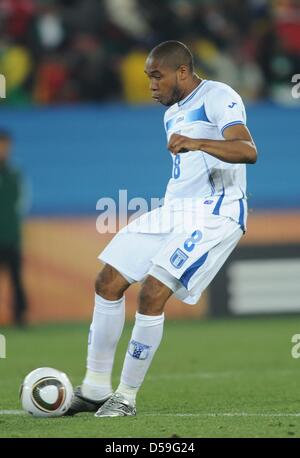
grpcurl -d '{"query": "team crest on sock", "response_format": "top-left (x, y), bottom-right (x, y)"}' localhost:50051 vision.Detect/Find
top-left (128, 340), bottom-right (151, 360)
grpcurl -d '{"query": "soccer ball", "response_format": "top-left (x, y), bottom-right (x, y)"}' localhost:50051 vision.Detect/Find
top-left (20, 367), bottom-right (73, 417)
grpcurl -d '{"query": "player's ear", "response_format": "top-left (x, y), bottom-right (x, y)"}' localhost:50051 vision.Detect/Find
top-left (177, 65), bottom-right (189, 81)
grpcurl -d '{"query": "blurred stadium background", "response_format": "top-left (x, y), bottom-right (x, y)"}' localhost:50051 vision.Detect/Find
top-left (0, 0), bottom-right (300, 326)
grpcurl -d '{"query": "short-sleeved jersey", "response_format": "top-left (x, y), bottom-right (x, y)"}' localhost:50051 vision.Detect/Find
top-left (163, 80), bottom-right (247, 230)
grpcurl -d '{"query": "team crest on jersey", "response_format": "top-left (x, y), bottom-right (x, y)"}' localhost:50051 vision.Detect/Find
top-left (170, 248), bottom-right (189, 269)
top-left (128, 340), bottom-right (151, 360)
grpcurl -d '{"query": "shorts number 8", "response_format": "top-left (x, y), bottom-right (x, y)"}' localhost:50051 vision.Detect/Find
top-left (184, 230), bottom-right (202, 252)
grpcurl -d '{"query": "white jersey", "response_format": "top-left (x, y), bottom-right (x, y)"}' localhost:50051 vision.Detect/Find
top-left (164, 79), bottom-right (247, 231)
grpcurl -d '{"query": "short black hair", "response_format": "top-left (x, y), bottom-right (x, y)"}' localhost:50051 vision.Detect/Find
top-left (0, 129), bottom-right (12, 141)
top-left (148, 40), bottom-right (194, 72)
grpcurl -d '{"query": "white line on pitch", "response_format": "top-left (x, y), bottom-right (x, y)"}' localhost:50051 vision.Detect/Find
top-left (146, 371), bottom-right (233, 380)
top-left (0, 410), bottom-right (25, 415)
top-left (1, 410), bottom-right (300, 418)
top-left (145, 413), bottom-right (300, 418)
top-left (138, 369), bottom-right (299, 381)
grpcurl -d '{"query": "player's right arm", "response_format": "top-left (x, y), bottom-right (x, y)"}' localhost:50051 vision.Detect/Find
top-left (168, 124), bottom-right (257, 164)
top-left (168, 85), bottom-right (257, 164)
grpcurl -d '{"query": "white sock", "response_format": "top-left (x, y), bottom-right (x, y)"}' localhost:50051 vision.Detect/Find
top-left (117, 312), bottom-right (165, 404)
top-left (82, 369), bottom-right (112, 401)
top-left (82, 293), bottom-right (125, 401)
top-left (116, 382), bottom-right (138, 405)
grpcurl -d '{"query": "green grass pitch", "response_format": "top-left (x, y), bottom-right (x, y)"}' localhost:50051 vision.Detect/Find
top-left (0, 316), bottom-right (299, 438)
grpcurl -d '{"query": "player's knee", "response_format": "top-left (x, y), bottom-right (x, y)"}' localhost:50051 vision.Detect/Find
top-left (95, 264), bottom-right (128, 300)
top-left (138, 276), bottom-right (170, 315)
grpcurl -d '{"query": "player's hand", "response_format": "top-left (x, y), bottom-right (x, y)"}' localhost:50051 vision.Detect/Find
top-left (168, 133), bottom-right (200, 155)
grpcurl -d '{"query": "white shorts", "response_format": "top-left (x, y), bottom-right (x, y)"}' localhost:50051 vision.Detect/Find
top-left (98, 207), bottom-right (243, 305)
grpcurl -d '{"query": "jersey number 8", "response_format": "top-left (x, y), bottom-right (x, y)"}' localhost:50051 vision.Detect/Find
top-left (173, 155), bottom-right (181, 179)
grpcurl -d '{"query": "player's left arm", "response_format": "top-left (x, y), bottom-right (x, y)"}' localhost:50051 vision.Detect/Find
top-left (168, 124), bottom-right (257, 164)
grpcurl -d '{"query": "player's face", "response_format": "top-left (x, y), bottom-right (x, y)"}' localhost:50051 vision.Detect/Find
top-left (145, 57), bottom-right (184, 106)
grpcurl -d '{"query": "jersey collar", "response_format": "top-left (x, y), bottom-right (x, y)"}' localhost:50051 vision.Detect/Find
top-left (178, 79), bottom-right (207, 107)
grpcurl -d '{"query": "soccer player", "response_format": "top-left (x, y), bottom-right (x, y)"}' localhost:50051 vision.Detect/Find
top-left (66, 41), bottom-right (257, 417)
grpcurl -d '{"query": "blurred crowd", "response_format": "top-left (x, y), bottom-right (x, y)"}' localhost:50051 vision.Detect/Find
top-left (0, 0), bottom-right (299, 105)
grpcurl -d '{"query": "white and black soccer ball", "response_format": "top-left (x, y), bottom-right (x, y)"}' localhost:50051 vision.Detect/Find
top-left (20, 367), bottom-right (73, 417)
